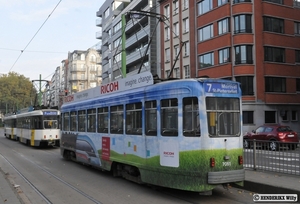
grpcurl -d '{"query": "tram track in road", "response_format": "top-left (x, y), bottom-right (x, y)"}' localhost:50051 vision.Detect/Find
top-left (1, 150), bottom-right (203, 204)
top-left (0, 138), bottom-right (254, 203)
top-left (0, 148), bottom-right (103, 204)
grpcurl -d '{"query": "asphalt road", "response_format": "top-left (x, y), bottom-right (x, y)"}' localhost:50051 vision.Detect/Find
top-left (0, 131), bottom-right (257, 204)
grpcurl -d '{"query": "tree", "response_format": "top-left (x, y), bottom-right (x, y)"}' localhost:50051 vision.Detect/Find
top-left (0, 72), bottom-right (37, 114)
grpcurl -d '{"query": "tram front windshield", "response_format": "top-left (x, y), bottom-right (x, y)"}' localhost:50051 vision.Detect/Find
top-left (43, 115), bottom-right (59, 129)
top-left (206, 97), bottom-right (240, 137)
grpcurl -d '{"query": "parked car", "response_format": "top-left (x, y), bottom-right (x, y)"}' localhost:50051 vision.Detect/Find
top-left (243, 124), bottom-right (299, 151)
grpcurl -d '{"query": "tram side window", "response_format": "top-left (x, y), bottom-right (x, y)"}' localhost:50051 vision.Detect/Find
top-left (183, 97), bottom-right (200, 137)
top-left (78, 110), bottom-right (86, 132)
top-left (126, 102), bottom-right (142, 135)
top-left (110, 105), bottom-right (123, 134)
top-left (98, 107), bottom-right (108, 133)
top-left (206, 97), bottom-right (240, 136)
top-left (32, 116), bottom-right (43, 129)
top-left (25, 117), bottom-right (30, 129)
top-left (63, 112), bottom-right (70, 131)
top-left (161, 98), bottom-right (178, 136)
top-left (70, 111), bottom-right (77, 131)
top-left (145, 100), bottom-right (157, 136)
top-left (87, 109), bottom-right (96, 132)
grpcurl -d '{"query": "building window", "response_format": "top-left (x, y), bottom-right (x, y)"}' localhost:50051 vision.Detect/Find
top-left (296, 50), bottom-right (300, 63)
top-left (184, 41), bottom-right (189, 56)
top-left (164, 4), bottom-right (170, 18)
top-left (197, 0), bottom-right (213, 15)
top-left (281, 110), bottom-right (288, 121)
top-left (173, 22), bottom-right (179, 37)
top-left (165, 26), bottom-right (170, 40)
top-left (218, 18), bottom-right (230, 35)
top-left (165, 48), bottom-right (170, 62)
top-left (218, 0), bottom-right (229, 6)
top-left (291, 111), bottom-right (298, 121)
top-left (218, 48), bottom-right (230, 64)
top-left (166, 70), bottom-right (170, 78)
top-left (174, 67), bottom-right (180, 78)
top-left (198, 24), bottom-right (213, 42)
top-left (295, 0), bottom-right (300, 7)
top-left (265, 111), bottom-right (276, 123)
top-left (173, 0), bottom-right (179, 14)
top-left (104, 8), bottom-right (110, 19)
top-left (263, 0), bottom-right (283, 4)
top-left (183, 18), bottom-right (189, 33)
top-left (263, 17), bottom-right (284, 33)
top-left (236, 76), bottom-right (254, 95)
top-left (296, 79), bottom-right (300, 92)
top-left (174, 45), bottom-right (179, 58)
top-left (295, 22), bottom-right (300, 34)
top-left (165, 27), bottom-right (170, 40)
top-left (234, 14), bottom-right (252, 34)
top-left (243, 111), bottom-right (254, 124)
top-left (113, 21), bottom-right (122, 34)
top-left (183, 0), bottom-right (189, 9)
top-left (235, 45), bottom-right (253, 64)
top-left (199, 52), bottom-right (214, 68)
top-left (234, 0), bottom-right (252, 3)
top-left (265, 77), bottom-right (286, 93)
top-left (264, 47), bottom-right (285, 63)
top-left (113, 38), bottom-right (121, 49)
top-left (184, 65), bottom-right (190, 78)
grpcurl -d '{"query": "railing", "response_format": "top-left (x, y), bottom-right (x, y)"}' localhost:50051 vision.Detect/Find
top-left (243, 140), bottom-right (300, 175)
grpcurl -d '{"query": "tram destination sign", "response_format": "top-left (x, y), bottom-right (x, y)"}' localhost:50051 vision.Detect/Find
top-left (64, 71), bottom-right (154, 104)
top-left (204, 82), bottom-right (238, 94)
top-left (43, 111), bottom-right (58, 115)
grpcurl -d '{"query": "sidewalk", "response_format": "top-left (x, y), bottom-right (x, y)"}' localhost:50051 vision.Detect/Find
top-left (234, 169), bottom-right (300, 201)
top-left (0, 168), bottom-right (300, 203)
top-left (0, 167), bottom-right (22, 204)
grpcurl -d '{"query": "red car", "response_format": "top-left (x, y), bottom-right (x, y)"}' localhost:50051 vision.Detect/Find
top-left (243, 124), bottom-right (299, 151)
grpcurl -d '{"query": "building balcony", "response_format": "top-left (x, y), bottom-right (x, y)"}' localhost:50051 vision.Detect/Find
top-left (95, 42), bottom-right (102, 53)
top-left (125, 25), bottom-right (149, 48)
top-left (96, 10), bottom-right (102, 17)
top-left (126, 46), bottom-right (148, 65)
top-left (96, 18), bottom-right (102, 27)
top-left (96, 31), bottom-right (102, 39)
top-left (102, 49), bottom-right (110, 60)
top-left (69, 75), bottom-right (87, 81)
top-left (70, 66), bottom-right (85, 72)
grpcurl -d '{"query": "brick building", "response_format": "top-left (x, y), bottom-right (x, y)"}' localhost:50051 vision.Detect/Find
top-left (160, 0), bottom-right (300, 133)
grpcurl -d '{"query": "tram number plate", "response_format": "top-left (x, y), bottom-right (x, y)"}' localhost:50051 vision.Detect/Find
top-left (222, 162), bottom-right (231, 166)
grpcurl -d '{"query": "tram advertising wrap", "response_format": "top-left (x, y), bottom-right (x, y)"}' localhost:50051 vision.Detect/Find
top-left (60, 71), bottom-right (244, 194)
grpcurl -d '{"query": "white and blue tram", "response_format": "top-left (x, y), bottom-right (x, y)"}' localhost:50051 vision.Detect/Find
top-left (3, 113), bottom-right (17, 140)
top-left (16, 107), bottom-right (61, 147)
top-left (60, 72), bottom-right (244, 193)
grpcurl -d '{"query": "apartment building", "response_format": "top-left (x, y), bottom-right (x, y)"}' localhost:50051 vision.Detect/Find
top-left (67, 49), bottom-right (102, 94)
top-left (96, 0), bottom-right (159, 84)
top-left (160, 0), bottom-right (300, 133)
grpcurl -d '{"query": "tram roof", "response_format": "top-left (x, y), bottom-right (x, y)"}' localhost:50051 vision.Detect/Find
top-left (62, 72), bottom-right (239, 108)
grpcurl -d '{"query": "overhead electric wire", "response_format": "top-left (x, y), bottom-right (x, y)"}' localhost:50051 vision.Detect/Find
top-left (0, 47), bottom-right (66, 54)
top-left (8, 0), bottom-right (63, 72)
